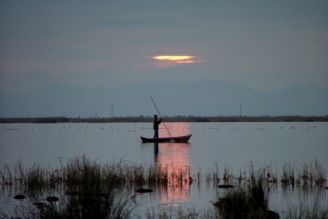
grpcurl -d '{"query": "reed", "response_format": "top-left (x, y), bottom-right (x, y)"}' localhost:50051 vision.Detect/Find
top-left (1, 158), bottom-right (326, 191)
top-left (313, 160), bottom-right (326, 187)
top-left (25, 164), bottom-right (48, 191)
top-left (0, 157), bottom-right (136, 219)
top-left (294, 160), bottom-right (327, 188)
top-left (37, 191), bottom-right (134, 219)
top-left (213, 176), bottom-right (276, 219)
top-left (56, 156), bottom-right (158, 189)
top-left (0, 157), bottom-right (327, 219)
top-left (281, 162), bottom-right (295, 187)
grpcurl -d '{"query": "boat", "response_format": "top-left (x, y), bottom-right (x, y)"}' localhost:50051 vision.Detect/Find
top-left (140, 134), bottom-right (192, 143)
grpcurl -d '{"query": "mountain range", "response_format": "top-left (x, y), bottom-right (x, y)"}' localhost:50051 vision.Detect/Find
top-left (2, 79), bottom-right (328, 117)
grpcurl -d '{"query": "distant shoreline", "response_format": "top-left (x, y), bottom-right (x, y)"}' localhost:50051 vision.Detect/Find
top-left (1, 116), bottom-right (328, 123)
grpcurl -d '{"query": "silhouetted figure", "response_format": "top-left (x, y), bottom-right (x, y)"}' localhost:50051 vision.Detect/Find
top-left (153, 115), bottom-right (162, 139)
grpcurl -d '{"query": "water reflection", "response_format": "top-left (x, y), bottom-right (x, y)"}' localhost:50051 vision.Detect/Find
top-left (158, 122), bottom-right (191, 138)
top-left (154, 123), bottom-right (192, 205)
top-left (154, 142), bottom-right (191, 205)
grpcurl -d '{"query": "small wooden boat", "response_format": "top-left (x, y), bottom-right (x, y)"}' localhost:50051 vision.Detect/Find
top-left (140, 134), bottom-right (192, 143)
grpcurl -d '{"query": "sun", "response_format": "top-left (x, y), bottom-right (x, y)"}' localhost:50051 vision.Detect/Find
top-left (153, 55), bottom-right (194, 62)
top-left (151, 54), bottom-right (199, 68)
top-left (153, 55), bottom-right (196, 64)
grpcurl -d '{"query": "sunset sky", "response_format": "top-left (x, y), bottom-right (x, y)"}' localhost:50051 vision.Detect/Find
top-left (1, 0), bottom-right (328, 116)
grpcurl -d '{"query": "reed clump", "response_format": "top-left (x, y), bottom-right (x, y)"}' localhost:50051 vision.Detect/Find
top-left (37, 190), bottom-right (134, 219)
top-left (280, 162), bottom-right (295, 187)
top-left (0, 164), bottom-right (13, 186)
top-left (213, 177), bottom-right (278, 219)
top-left (25, 164), bottom-right (48, 191)
top-left (295, 161), bottom-right (327, 188)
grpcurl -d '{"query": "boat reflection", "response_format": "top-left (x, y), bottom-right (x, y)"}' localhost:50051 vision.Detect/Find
top-left (154, 123), bottom-right (192, 205)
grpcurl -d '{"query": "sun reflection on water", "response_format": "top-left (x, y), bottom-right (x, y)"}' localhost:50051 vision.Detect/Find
top-left (154, 123), bottom-right (192, 205)
top-left (159, 122), bottom-right (191, 138)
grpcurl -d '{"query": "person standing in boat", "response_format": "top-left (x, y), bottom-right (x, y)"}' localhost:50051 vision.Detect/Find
top-left (153, 115), bottom-right (162, 139)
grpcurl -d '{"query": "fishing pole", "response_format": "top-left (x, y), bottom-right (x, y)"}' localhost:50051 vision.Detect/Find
top-left (150, 96), bottom-right (172, 138)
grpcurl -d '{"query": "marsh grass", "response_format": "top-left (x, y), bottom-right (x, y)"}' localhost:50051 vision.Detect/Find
top-left (213, 176), bottom-right (272, 219)
top-left (295, 161), bottom-right (327, 188)
top-left (1, 158), bottom-right (326, 193)
top-left (1, 156), bottom-right (170, 191)
top-left (281, 162), bottom-right (295, 187)
top-left (25, 164), bottom-right (49, 191)
top-left (0, 158), bottom-right (327, 218)
top-left (1, 156), bottom-right (136, 219)
top-left (0, 164), bottom-right (13, 186)
top-left (37, 191), bottom-right (134, 219)
top-left (0, 156), bottom-right (195, 218)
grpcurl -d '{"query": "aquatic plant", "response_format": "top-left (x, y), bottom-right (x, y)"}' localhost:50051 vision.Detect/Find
top-left (313, 160), bottom-right (327, 187)
top-left (0, 157), bottom-right (327, 219)
top-left (1, 158), bottom-right (327, 191)
top-left (0, 165), bottom-right (10, 186)
top-left (213, 176), bottom-right (277, 219)
top-left (37, 191), bottom-right (134, 219)
top-left (281, 162), bottom-right (295, 187)
top-left (1, 156), bottom-right (136, 219)
top-left (294, 160), bottom-right (327, 188)
top-left (25, 164), bottom-right (48, 190)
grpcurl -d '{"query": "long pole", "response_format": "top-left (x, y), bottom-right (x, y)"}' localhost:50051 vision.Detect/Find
top-left (150, 96), bottom-right (172, 137)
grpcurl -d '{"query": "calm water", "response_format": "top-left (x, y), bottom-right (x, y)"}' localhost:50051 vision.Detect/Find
top-left (1, 122), bottom-right (328, 216)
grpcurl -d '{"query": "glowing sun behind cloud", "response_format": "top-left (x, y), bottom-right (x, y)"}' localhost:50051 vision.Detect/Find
top-left (153, 55), bottom-right (194, 62)
top-left (152, 55), bottom-right (197, 68)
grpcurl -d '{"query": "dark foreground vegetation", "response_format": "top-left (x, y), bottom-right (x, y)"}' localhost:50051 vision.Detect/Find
top-left (214, 176), bottom-right (273, 218)
top-left (214, 175), bottom-right (327, 219)
top-left (1, 115), bottom-right (328, 123)
top-left (0, 157), bottom-right (327, 218)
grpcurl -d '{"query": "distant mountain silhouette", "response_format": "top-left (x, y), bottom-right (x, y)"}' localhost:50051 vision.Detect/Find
top-left (2, 80), bottom-right (328, 117)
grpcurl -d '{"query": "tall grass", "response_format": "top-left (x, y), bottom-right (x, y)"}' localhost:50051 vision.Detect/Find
top-left (0, 158), bottom-right (327, 218)
top-left (37, 191), bottom-right (134, 219)
top-left (213, 176), bottom-right (273, 218)
top-left (1, 156), bottom-right (136, 219)
top-left (1, 158), bottom-right (326, 191)
top-left (281, 162), bottom-right (295, 187)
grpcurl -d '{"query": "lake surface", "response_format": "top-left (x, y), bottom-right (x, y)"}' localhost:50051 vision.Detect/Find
top-left (1, 122), bottom-right (328, 216)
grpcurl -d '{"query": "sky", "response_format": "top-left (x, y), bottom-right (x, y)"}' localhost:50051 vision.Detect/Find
top-left (1, 0), bottom-right (328, 117)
